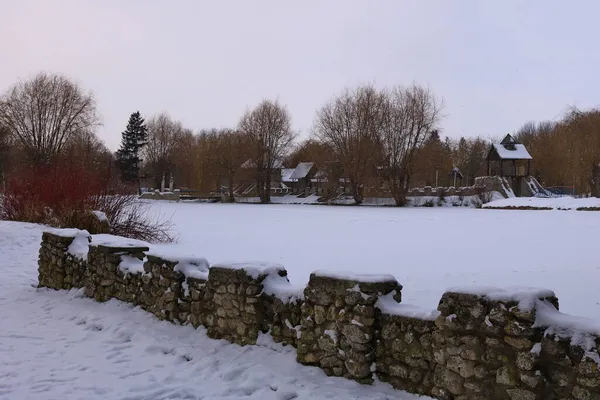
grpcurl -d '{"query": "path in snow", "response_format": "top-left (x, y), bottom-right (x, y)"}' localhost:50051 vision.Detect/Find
top-left (0, 221), bottom-right (422, 399)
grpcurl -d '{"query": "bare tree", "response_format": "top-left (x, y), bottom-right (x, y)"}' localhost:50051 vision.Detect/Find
top-left (213, 129), bottom-right (251, 201)
top-left (238, 100), bottom-right (295, 203)
top-left (143, 113), bottom-right (189, 189)
top-left (313, 85), bottom-right (385, 204)
top-left (379, 85), bottom-right (442, 205)
top-left (0, 73), bottom-right (100, 164)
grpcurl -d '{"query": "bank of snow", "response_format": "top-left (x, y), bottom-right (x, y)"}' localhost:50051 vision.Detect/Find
top-left (483, 196), bottom-right (600, 210)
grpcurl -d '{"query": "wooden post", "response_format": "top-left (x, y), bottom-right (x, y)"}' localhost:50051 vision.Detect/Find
top-left (527, 160), bottom-right (531, 176)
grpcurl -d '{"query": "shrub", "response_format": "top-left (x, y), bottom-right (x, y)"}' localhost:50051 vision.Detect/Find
top-left (90, 193), bottom-right (175, 243)
top-left (0, 162), bottom-right (174, 242)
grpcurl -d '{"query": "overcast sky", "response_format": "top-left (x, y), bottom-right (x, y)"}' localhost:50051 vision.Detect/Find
top-left (2, 0), bottom-right (600, 151)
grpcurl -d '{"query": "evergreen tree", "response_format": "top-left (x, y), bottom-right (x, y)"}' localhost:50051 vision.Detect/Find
top-left (116, 111), bottom-right (148, 186)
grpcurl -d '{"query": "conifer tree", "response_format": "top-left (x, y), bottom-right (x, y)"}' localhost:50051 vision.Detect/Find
top-left (116, 111), bottom-right (148, 187)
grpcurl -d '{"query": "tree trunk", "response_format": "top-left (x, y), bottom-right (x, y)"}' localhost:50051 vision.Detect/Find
top-left (228, 174), bottom-right (235, 202)
top-left (591, 164), bottom-right (600, 198)
top-left (352, 181), bottom-right (362, 205)
top-left (263, 169), bottom-right (271, 203)
top-left (390, 174), bottom-right (409, 207)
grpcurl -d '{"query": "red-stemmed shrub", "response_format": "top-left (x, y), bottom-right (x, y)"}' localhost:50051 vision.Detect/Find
top-left (0, 160), bottom-right (174, 243)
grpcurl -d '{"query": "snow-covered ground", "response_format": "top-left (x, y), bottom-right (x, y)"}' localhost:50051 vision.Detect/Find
top-left (149, 202), bottom-right (600, 320)
top-left (483, 195), bottom-right (600, 210)
top-left (3, 202), bottom-right (600, 398)
top-left (0, 221), bottom-right (423, 399)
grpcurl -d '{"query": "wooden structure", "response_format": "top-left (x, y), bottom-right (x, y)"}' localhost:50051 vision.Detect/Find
top-left (486, 134), bottom-right (532, 178)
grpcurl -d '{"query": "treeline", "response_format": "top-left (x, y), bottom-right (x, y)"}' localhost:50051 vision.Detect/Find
top-left (1, 72), bottom-right (600, 208)
top-left (515, 109), bottom-right (600, 194)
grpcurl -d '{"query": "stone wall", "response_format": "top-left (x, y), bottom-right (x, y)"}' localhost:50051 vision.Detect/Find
top-left (297, 271), bottom-right (402, 383)
top-left (408, 185), bottom-right (486, 198)
top-left (84, 243), bottom-right (148, 303)
top-left (37, 229), bottom-right (600, 400)
top-left (376, 313), bottom-right (437, 396)
top-left (38, 230), bottom-right (90, 290)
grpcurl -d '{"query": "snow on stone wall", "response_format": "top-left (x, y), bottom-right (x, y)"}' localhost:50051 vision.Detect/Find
top-left (38, 229), bottom-right (600, 400)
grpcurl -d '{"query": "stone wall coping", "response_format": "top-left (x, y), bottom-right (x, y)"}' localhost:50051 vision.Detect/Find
top-left (211, 262), bottom-right (285, 280)
top-left (145, 249), bottom-right (210, 280)
top-left (445, 285), bottom-right (556, 309)
top-left (43, 228), bottom-right (90, 238)
top-left (312, 270), bottom-right (398, 284)
top-left (95, 244), bottom-right (150, 254)
top-left (90, 234), bottom-right (150, 250)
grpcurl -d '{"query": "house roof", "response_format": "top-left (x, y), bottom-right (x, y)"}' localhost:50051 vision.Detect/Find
top-left (489, 134), bottom-right (532, 160)
top-left (281, 168), bottom-right (295, 182)
top-left (491, 143), bottom-right (532, 160)
top-left (289, 162), bottom-right (315, 180)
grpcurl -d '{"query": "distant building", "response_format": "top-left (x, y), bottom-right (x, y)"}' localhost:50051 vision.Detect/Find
top-left (287, 162), bottom-right (317, 193)
top-left (486, 134), bottom-right (532, 178)
top-left (486, 134), bottom-right (534, 197)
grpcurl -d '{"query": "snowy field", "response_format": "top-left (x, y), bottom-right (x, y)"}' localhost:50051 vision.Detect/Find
top-left (2, 203), bottom-right (600, 399)
top-left (150, 202), bottom-right (600, 320)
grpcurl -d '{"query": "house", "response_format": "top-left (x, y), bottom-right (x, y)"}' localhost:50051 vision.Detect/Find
top-left (486, 134), bottom-right (533, 196)
top-left (287, 162), bottom-right (317, 193)
top-left (235, 158), bottom-right (287, 196)
top-left (486, 134), bottom-right (532, 177)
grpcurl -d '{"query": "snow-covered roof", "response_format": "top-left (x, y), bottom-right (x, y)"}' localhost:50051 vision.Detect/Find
top-left (281, 168), bottom-right (295, 183)
top-left (492, 143), bottom-right (532, 160)
top-left (289, 162), bottom-right (315, 180)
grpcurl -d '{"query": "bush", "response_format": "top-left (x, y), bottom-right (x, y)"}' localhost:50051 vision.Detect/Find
top-left (90, 194), bottom-right (175, 243)
top-left (0, 162), bottom-right (174, 243)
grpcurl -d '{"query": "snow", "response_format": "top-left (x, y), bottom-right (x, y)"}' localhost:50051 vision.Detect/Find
top-left (147, 202), bottom-right (600, 321)
top-left (324, 329), bottom-right (338, 344)
top-left (91, 210), bottom-right (108, 222)
top-left (314, 270), bottom-right (398, 284)
top-left (535, 300), bottom-right (600, 338)
top-left (262, 272), bottom-right (304, 303)
top-left (147, 249), bottom-right (210, 280)
top-left (174, 258), bottom-right (210, 280)
top-left (492, 143), bottom-right (532, 160)
top-left (376, 291), bottom-right (440, 321)
top-left (65, 230), bottom-right (92, 260)
top-left (45, 227), bottom-right (89, 238)
top-left (534, 300), bottom-right (600, 364)
top-left (447, 286), bottom-right (556, 310)
top-left (90, 234), bottom-right (149, 249)
top-left (5, 201), bottom-right (600, 398)
top-left (484, 196), bottom-right (600, 210)
top-left (118, 255), bottom-right (145, 274)
top-left (0, 221), bottom-right (424, 399)
top-left (212, 261), bottom-right (286, 280)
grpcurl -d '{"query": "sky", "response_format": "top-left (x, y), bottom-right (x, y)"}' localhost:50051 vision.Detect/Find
top-left (2, 0), bottom-right (600, 152)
